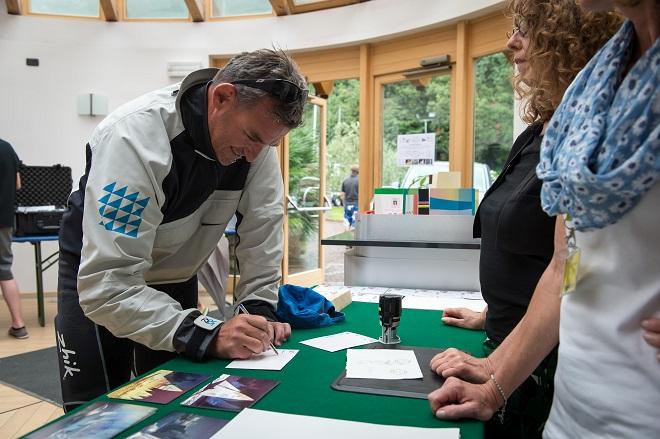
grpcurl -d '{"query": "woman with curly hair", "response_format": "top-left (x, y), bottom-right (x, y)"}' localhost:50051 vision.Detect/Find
top-left (429, 1), bottom-right (621, 437)
top-left (430, 0), bottom-right (659, 437)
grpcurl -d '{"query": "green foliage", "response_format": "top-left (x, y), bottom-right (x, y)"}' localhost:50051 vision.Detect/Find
top-left (326, 80), bottom-right (360, 193)
top-left (289, 104), bottom-right (320, 197)
top-left (327, 80), bottom-right (360, 145)
top-left (287, 104), bottom-right (321, 252)
top-left (474, 52), bottom-right (514, 176)
top-left (381, 75), bottom-right (451, 187)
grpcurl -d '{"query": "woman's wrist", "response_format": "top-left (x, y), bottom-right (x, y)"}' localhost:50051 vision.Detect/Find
top-left (482, 356), bottom-right (507, 422)
top-left (481, 377), bottom-right (505, 416)
top-left (478, 308), bottom-right (487, 329)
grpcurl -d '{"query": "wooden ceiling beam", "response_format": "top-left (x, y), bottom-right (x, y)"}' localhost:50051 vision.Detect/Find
top-left (269, 0), bottom-right (290, 16)
top-left (6, 0), bottom-right (23, 15)
top-left (184, 0), bottom-right (205, 22)
top-left (99, 0), bottom-right (118, 22)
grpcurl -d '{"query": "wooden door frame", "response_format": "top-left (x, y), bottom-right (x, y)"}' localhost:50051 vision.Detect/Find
top-left (281, 95), bottom-right (328, 286)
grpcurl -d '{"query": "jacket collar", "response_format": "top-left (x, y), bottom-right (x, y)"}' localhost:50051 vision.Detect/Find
top-left (176, 68), bottom-right (219, 162)
top-left (175, 68), bottom-right (218, 114)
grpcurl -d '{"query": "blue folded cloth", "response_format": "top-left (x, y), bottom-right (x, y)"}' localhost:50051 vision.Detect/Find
top-left (276, 284), bottom-right (345, 329)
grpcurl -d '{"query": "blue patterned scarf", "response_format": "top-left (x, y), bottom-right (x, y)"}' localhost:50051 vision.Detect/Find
top-left (537, 21), bottom-right (660, 231)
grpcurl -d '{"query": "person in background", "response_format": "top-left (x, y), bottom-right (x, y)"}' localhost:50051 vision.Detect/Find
top-left (341, 164), bottom-right (359, 230)
top-left (429, 1), bottom-right (660, 437)
top-left (431, 2), bottom-right (621, 437)
top-left (55, 49), bottom-right (306, 411)
top-left (0, 138), bottom-right (28, 340)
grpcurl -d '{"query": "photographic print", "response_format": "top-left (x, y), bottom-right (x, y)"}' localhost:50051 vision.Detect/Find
top-left (25, 401), bottom-right (156, 439)
top-left (108, 369), bottom-right (210, 404)
top-left (181, 374), bottom-right (279, 412)
top-left (126, 411), bottom-right (228, 439)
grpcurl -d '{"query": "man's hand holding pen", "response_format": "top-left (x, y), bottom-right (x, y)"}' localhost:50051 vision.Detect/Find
top-left (238, 303), bottom-right (280, 355)
top-left (209, 304), bottom-right (291, 360)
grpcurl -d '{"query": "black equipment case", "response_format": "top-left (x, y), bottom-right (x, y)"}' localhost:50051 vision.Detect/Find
top-left (14, 164), bottom-right (73, 236)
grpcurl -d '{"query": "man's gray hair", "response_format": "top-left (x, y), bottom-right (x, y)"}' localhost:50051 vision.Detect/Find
top-left (212, 48), bottom-right (307, 128)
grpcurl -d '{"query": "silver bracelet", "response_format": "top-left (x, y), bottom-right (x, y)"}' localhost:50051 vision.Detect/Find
top-left (490, 373), bottom-right (507, 424)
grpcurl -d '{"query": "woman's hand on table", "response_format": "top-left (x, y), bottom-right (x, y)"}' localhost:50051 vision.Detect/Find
top-left (430, 348), bottom-right (490, 384)
top-left (441, 307), bottom-right (486, 330)
top-left (428, 377), bottom-right (502, 421)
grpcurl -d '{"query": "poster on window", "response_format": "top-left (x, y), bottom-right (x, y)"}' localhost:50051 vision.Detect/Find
top-left (396, 133), bottom-right (435, 166)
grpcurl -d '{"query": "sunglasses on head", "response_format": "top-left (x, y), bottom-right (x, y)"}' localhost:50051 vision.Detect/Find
top-left (231, 78), bottom-right (308, 104)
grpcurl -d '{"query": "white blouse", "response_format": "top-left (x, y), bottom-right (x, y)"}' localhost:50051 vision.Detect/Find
top-left (544, 182), bottom-right (660, 438)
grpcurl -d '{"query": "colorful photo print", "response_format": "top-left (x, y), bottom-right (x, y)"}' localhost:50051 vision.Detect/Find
top-left (126, 411), bottom-right (228, 439)
top-left (25, 401), bottom-right (156, 439)
top-left (181, 374), bottom-right (279, 412)
top-left (108, 369), bottom-right (210, 404)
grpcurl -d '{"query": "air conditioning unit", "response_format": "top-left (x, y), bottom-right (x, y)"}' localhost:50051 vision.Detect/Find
top-left (167, 61), bottom-right (203, 78)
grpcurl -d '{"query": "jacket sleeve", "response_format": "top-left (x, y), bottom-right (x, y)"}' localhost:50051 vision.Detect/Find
top-left (77, 114), bottom-right (194, 352)
top-left (233, 147), bottom-right (284, 319)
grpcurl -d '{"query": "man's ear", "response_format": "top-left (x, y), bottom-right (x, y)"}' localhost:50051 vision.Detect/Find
top-left (210, 83), bottom-right (237, 111)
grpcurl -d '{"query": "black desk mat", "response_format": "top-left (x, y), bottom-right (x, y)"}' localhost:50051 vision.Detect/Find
top-left (331, 343), bottom-right (445, 399)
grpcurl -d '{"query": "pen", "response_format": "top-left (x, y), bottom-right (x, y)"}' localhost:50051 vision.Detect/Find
top-left (237, 303), bottom-right (279, 355)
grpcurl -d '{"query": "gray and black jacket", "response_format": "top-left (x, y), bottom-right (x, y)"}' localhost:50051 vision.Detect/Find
top-left (58, 68), bottom-right (284, 359)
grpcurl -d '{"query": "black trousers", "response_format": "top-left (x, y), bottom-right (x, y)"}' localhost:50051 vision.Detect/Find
top-left (54, 276), bottom-right (198, 412)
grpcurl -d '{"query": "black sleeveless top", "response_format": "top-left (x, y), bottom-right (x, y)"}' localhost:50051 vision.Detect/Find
top-left (473, 123), bottom-right (555, 343)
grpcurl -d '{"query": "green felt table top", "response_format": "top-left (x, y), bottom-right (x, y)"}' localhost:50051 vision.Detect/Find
top-left (33, 301), bottom-right (486, 438)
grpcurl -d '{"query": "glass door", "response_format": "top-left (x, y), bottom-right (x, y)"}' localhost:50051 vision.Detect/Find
top-left (377, 73), bottom-right (452, 189)
top-left (282, 96), bottom-right (329, 286)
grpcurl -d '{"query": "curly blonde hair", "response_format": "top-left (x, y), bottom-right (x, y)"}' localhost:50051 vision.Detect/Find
top-left (507, 0), bottom-right (623, 124)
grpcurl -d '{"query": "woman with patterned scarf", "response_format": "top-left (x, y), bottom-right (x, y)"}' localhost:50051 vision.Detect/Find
top-left (430, 1), bottom-right (621, 437)
top-left (428, 1), bottom-right (659, 437)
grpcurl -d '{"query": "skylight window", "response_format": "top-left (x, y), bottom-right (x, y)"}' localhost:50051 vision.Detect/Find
top-left (29, 0), bottom-right (100, 17)
top-left (211, 0), bottom-right (273, 17)
top-left (125, 0), bottom-right (189, 19)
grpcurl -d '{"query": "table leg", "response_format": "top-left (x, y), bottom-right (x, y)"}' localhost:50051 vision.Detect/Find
top-left (33, 242), bottom-right (45, 327)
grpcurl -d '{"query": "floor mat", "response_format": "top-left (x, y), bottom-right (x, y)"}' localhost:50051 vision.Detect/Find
top-left (0, 346), bottom-right (62, 407)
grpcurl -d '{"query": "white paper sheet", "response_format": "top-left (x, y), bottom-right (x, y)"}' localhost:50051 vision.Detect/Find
top-left (225, 349), bottom-right (298, 371)
top-left (300, 331), bottom-right (377, 352)
top-left (210, 408), bottom-right (459, 439)
top-left (336, 284), bottom-right (486, 311)
top-left (345, 349), bottom-right (423, 380)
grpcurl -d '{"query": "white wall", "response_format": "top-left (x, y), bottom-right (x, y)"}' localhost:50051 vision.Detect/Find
top-left (0, 0), bottom-right (503, 295)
